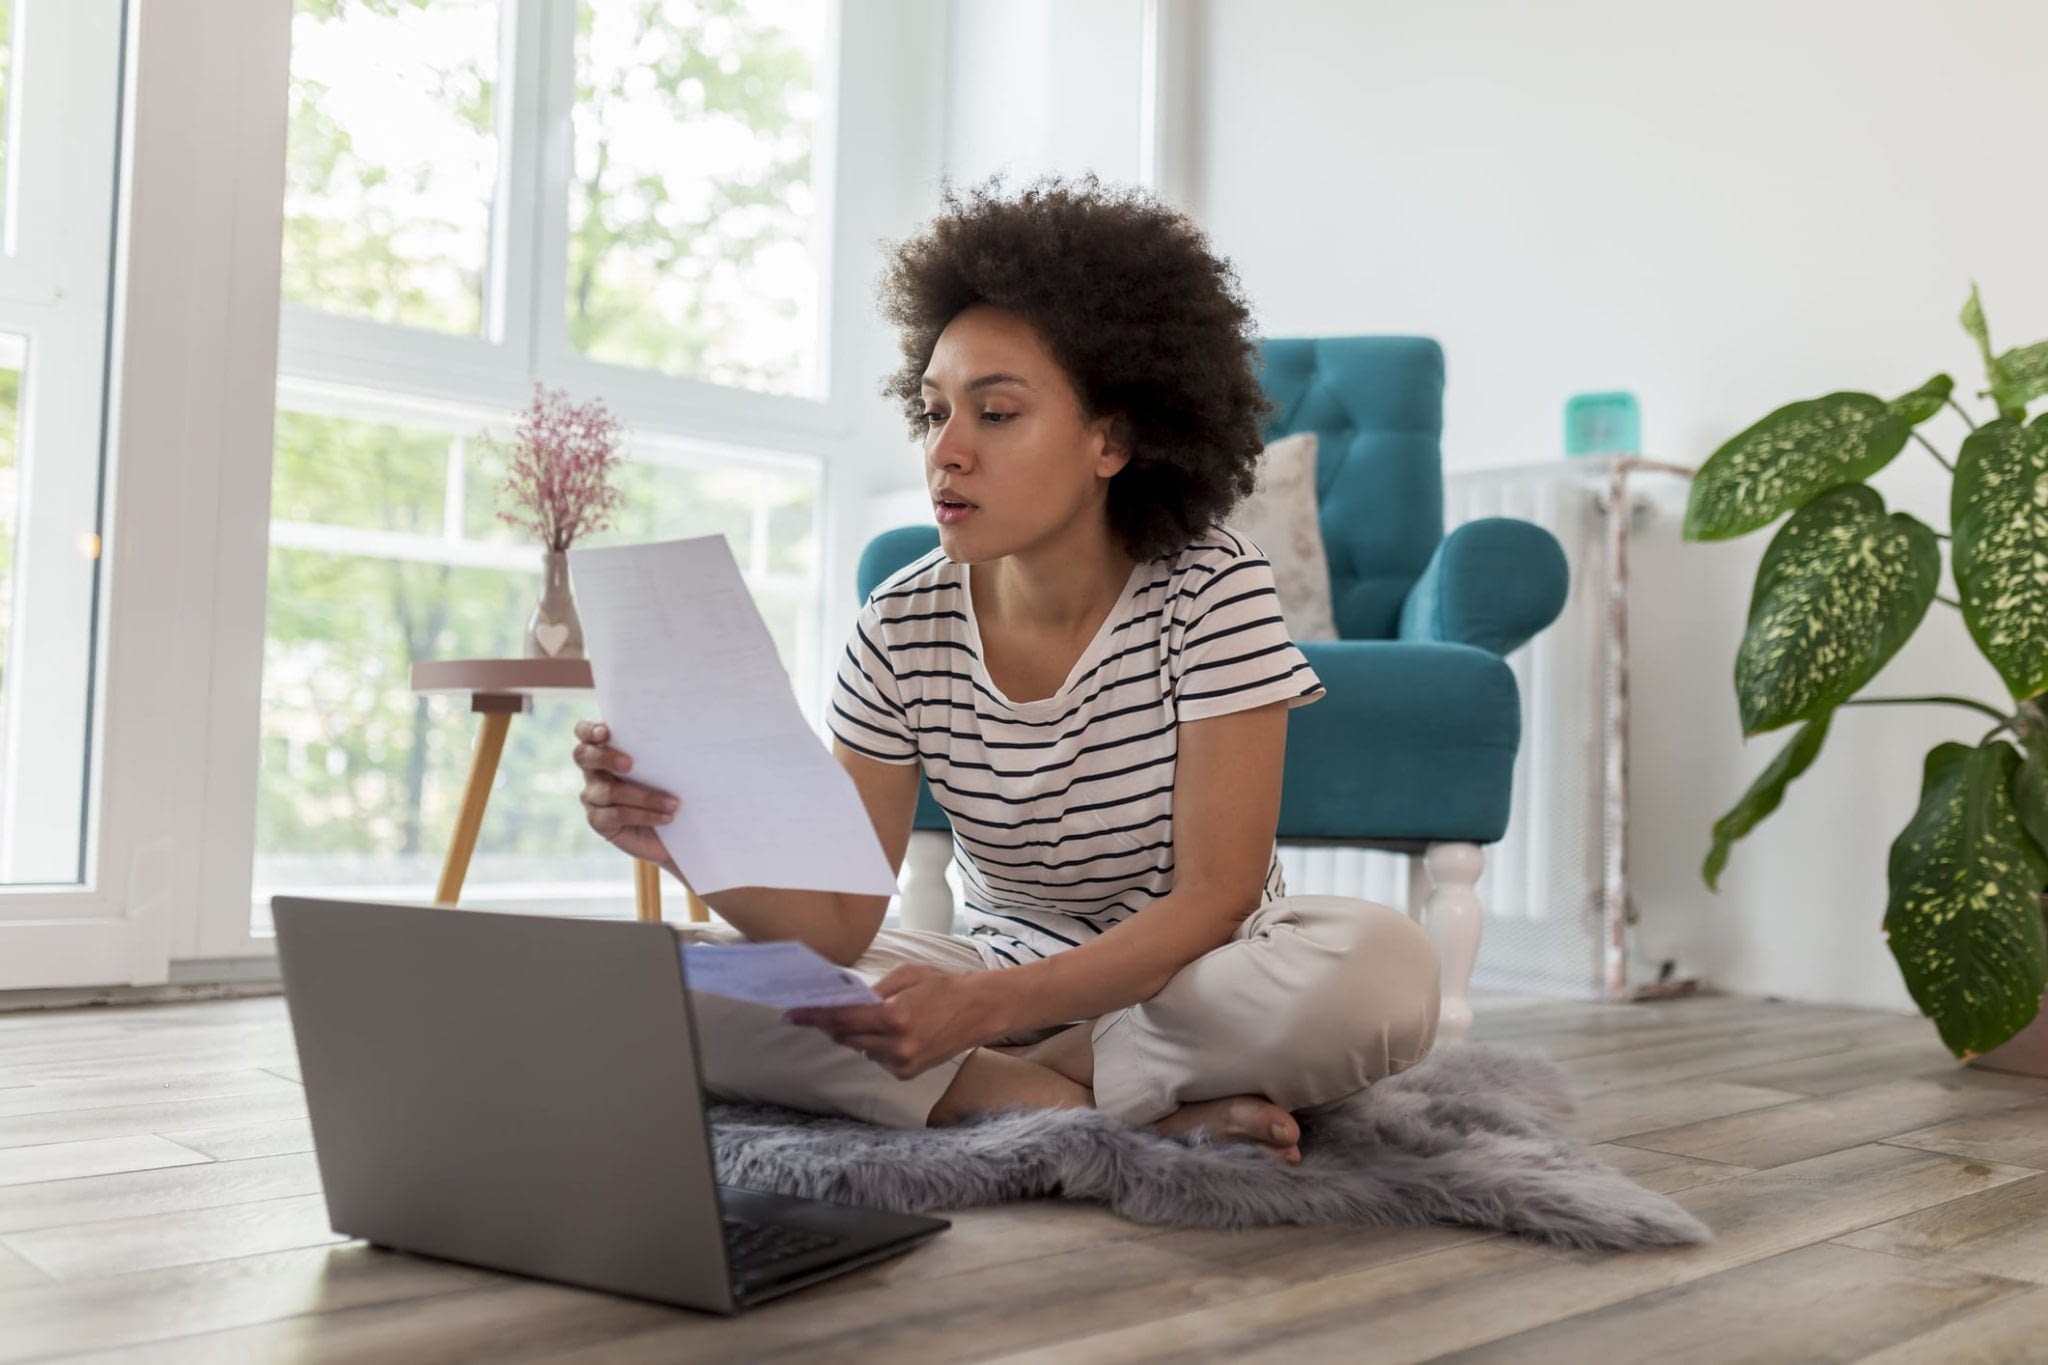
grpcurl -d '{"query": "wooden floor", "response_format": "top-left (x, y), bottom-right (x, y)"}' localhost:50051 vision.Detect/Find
top-left (3, 991), bottom-right (2048, 1363)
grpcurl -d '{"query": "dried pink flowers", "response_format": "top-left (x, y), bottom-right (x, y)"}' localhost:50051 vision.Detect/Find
top-left (490, 385), bottom-right (627, 552)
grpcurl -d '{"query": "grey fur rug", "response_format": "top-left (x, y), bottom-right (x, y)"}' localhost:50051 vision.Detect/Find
top-left (709, 1041), bottom-right (1709, 1251)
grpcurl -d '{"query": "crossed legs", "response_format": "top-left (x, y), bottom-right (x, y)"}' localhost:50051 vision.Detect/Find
top-left (692, 896), bottom-right (1441, 1162)
top-left (925, 896), bottom-right (1442, 1162)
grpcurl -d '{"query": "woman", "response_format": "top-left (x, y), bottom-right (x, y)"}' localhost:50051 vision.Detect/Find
top-left (574, 177), bottom-right (1440, 1164)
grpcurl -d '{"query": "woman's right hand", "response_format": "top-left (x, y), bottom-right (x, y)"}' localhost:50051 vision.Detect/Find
top-left (574, 719), bottom-right (679, 868)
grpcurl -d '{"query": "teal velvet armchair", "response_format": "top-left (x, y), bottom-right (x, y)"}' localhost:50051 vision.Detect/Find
top-left (854, 337), bottom-right (1568, 1041)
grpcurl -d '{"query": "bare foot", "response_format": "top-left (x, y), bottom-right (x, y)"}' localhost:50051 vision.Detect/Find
top-left (1153, 1095), bottom-right (1302, 1164)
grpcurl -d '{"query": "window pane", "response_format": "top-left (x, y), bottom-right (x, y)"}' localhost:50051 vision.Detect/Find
top-left (0, 3), bottom-right (122, 893)
top-left (569, 0), bottom-right (829, 393)
top-left (256, 404), bottom-right (823, 924)
top-left (271, 409), bottom-right (452, 534)
top-left (588, 461), bottom-right (755, 550)
top-left (282, 0), bottom-right (502, 335)
top-left (753, 587), bottom-right (815, 701)
top-left (0, 341), bottom-right (22, 775)
top-left (254, 546), bottom-right (614, 910)
top-left (462, 442), bottom-right (781, 561)
top-left (0, 0), bottom-right (14, 235)
top-left (764, 476), bottom-right (817, 577)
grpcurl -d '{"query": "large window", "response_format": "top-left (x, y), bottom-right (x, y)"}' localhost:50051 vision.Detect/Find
top-left (251, 394), bottom-right (819, 920)
top-left (282, 0), bottom-right (503, 336)
top-left (277, 0), bottom-right (835, 410)
top-left (0, 338), bottom-right (26, 726)
top-left (258, 0), bottom-right (837, 926)
top-left (0, 1), bottom-right (123, 890)
top-left (568, 0), bottom-right (828, 390)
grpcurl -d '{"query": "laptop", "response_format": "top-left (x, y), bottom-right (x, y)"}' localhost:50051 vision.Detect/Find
top-left (270, 896), bottom-right (949, 1314)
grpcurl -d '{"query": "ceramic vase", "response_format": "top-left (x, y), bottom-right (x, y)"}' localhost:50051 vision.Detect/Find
top-left (525, 549), bottom-right (584, 659)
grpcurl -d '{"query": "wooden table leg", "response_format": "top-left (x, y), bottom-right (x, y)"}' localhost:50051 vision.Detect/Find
top-left (633, 859), bottom-right (712, 924)
top-left (434, 711), bottom-right (511, 905)
top-left (634, 860), bottom-right (662, 922)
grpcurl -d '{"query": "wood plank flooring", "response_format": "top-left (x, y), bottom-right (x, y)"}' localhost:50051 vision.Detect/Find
top-left (2, 990), bottom-right (2046, 1362)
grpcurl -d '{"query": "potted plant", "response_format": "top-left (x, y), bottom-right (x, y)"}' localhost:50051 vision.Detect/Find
top-left (488, 384), bottom-right (626, 659)
top-left (1687, 286), bottom-right (2048, 1068)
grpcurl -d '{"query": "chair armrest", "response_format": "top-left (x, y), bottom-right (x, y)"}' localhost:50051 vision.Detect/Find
top-left (1286, 639), bottom-right (1522, 842)
top-left (1397, 517), bottom-right (1568, 657)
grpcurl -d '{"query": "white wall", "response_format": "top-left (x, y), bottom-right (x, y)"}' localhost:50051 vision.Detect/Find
top-left (1185, 0), bottom-right (2048, 1011)
top-left (853, 1), bottom-right (1153, 567)
top-left (918, 0), bottom-right (2048, 1011)
top-left (941, 0), bottom-right (1146, 191)
top-left (815, 4), bottom-right (953, 692)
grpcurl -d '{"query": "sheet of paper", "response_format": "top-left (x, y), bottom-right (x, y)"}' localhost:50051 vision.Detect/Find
top-left (569, 535), bottom-right (901, 898)
top-left (682, 941), bottom-right (882, 1010)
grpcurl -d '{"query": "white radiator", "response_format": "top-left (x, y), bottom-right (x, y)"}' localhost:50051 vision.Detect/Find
top-left (1275, 464), bottom-right (1619, 999)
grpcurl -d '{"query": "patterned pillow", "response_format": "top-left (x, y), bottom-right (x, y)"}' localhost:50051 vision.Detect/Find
top-left (1227, 432), bottom-right (1338, 642)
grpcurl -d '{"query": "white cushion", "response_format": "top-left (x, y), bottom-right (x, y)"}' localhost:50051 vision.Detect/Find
top-left (1228, 432), bottom-right (1338, 642)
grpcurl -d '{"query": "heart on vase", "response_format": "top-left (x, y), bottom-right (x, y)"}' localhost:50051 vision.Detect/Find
top-left (535, 622), bottom-right (572, 657)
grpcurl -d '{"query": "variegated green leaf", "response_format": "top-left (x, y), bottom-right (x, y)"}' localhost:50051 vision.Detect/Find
top-left (1885, 740), bottom-right (2048, 1059)
top-left (1962, 283), bottom-right (1993, 357)
top-left (1962, 284), bottom-right (2025, 423)
top-left (1703, 714), bottom-right (1831, 891)
top-left (1952, 416), bottom-right (2048, 699)
top-left (1735, 485), bottom-right (1940, 735)
top-left (1888, 374), bottom-right (1954, 426)
top-left (2016, 739), bottom-right (2048, 863)
top-left (1989, 340), bottom-right (2048, 412)
top-left (1685, 393), bottom-right (1911, 542)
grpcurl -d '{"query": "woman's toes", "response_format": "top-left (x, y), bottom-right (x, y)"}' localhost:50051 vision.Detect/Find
top-left (1239, 1102), bottom-right (1301, 1162)
top-left (1220, 1097), bottom-right (1295, 1146)
top-left (1156, 1096), bottom-right (1302, 1162)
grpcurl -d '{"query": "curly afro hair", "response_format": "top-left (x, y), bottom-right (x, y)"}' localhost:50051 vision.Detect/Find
top-left (878, 174), bottom-right (1270, 563)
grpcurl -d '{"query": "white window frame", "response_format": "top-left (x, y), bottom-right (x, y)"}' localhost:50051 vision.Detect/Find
top-left (0, 0), bottom-right (944, 994)
top-left (0, 0), bottom-right (126, 892)
top-left (236, 0), bottom-right (845, 949)
top-left (178, 0), bottom-right (938, 966)
top-left (275, 0), bottom-right (854, 444)
top-left (247, 376), bottom-right (825, 923)
top-left (0, 0), bottom-right (293, 988)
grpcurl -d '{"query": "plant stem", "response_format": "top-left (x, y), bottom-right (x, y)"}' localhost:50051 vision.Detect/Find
top-left (1936, 593), bottom-right (1962, 609)
top-left (1931, 529), bottom-right (1951, 541)
top-left (2016, 697), bottom-right (2048, 747)
top-left (1946, 397), bottom-right (1979, 431)
top-left (1840, 694), bottom-right (2011, 724)
top-left (1913, 431), bottom-right (1956, 473)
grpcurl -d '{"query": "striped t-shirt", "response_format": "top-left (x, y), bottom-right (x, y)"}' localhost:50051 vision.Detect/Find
top-left (826, 525), bottom-right (1326, 968)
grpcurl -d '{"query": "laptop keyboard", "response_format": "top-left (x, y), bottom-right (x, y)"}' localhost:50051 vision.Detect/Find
top-left (722, 1216), bottom-right (844, 1275)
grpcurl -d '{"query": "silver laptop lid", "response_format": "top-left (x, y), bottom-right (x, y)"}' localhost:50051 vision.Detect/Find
top-left (271, 897), bottom-right (733, 1312)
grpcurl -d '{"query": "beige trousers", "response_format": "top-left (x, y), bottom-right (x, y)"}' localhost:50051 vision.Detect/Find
top-left (681, 894), bottom-right (1442, 1130)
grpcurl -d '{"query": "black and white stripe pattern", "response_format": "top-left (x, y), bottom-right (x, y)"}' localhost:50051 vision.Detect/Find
top-left (827, 525), bottom-right (1326, 966)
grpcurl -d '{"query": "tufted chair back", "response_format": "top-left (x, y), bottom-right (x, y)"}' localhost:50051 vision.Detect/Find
top-left (1256, 336), bottom-right (1445, 640)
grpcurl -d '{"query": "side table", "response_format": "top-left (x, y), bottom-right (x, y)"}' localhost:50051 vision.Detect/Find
top-left (409, 658), bottom-right (711, 924)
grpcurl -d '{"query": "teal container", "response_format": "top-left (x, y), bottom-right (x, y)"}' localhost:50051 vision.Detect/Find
top-left (1564, 391), bottom-right (1640, 457)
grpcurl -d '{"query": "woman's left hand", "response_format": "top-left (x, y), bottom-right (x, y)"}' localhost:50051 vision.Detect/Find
top-left (784, 964), bottom-right (1005, 1079)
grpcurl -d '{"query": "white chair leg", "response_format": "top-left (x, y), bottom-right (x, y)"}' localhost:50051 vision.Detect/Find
top-left (897, 829), bottom-right (957, 934)
top-left (1418, 842), bottom-right (1484, 1044)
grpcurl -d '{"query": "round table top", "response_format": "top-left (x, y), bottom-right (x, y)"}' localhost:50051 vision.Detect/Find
top-left (410, 658), bottom-right (594, 695)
